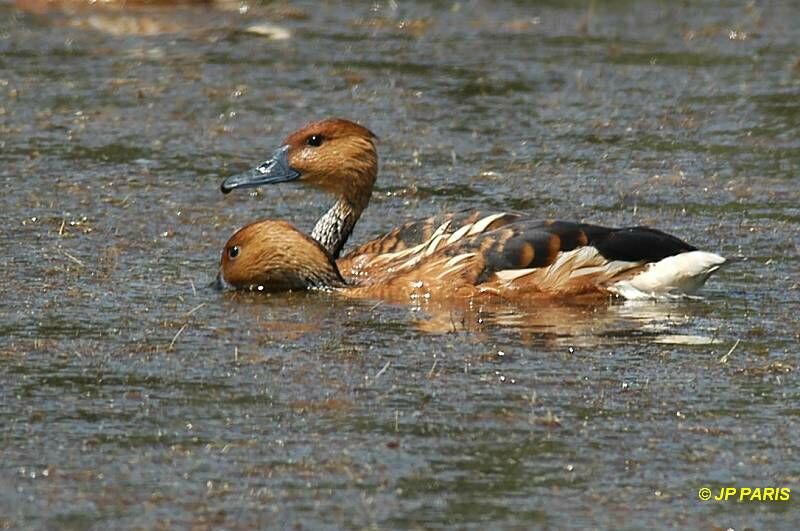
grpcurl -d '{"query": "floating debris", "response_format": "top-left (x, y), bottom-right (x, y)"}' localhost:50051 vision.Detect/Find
top-left (243, 22), bottom-right (291, 40)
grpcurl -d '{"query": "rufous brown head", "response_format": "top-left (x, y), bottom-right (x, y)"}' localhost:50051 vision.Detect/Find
top-left (221, 118), bottom-right (378, 207)
top-left (218, 220), bottom-right (345, 292)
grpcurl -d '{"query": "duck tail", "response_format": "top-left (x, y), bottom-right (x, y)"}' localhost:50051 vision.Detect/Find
top-left (608, 251), bottom-right (727, 300)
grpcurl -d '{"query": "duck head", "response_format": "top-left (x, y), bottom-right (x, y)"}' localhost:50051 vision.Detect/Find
top-left (221, 118), bottom-right (378, 209)
top-left (217, 220), bottom-right (345, 292)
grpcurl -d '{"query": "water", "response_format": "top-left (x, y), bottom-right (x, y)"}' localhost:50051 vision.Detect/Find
top-left (1, 0), bottom-right (799, 528)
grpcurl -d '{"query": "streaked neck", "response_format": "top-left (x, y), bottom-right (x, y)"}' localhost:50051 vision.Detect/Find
top-left (310, 155), bottom-right (376, 259)
top-left (311, 198), bottom-right (363, 259)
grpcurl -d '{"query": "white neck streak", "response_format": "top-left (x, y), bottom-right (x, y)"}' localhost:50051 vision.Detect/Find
top-left (310, 198), bottom-right (361, 259)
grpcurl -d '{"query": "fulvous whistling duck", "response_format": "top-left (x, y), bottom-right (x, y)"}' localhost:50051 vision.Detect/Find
top-left (218, 118), bottom-right (726, 300)
top-left (216, 217), bottom-right (726, 300)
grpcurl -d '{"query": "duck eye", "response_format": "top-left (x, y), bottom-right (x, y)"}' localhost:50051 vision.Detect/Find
top-left (228, 246), bottom-right (240, 259)
top-left (307, 134), bottom-right (324, 147)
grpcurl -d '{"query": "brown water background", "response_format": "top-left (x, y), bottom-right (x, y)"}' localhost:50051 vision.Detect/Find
top-left (1, 0), bottom-right (799, 528)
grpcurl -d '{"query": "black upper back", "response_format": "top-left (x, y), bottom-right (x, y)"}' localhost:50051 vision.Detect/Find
top-left (438, 219), bottom-right (696, 274)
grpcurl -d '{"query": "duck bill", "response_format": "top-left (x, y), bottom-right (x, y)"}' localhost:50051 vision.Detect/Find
top-left (220, 145), bottom-right (300, 194)
top-left (212, 272), bottom-right (227, 291)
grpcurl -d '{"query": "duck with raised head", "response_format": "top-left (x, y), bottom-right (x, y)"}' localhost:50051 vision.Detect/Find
top-left (219, 118), bottom-right (726, 299)
top-left (220, 118), bottom-right (519, 279)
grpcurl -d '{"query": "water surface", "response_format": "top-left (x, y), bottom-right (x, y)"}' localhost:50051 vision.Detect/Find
top-left (1, 0), bottom-right (799, 528)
